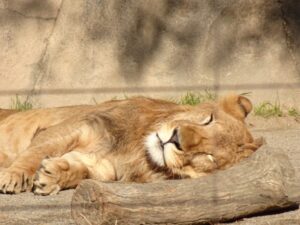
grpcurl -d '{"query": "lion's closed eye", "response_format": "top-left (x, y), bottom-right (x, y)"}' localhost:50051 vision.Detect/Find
top-left (199, 113), bottom-right (214, 126)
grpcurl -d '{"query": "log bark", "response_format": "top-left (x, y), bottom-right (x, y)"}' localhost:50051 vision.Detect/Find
top-left (71, 146), bottom-right (300, 225)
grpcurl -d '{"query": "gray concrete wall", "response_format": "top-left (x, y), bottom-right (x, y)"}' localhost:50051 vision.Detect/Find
top-left (1, 0), bottom-right (300, 108)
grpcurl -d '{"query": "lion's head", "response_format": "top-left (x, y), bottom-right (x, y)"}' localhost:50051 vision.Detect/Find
top-left (145, 94), bottom-right (262, 178)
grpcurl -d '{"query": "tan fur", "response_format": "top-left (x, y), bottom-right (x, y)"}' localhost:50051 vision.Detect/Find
top-left (0, 109), bottom-right (17, 122)
top-left (0, 94), bottom-right (262, 195)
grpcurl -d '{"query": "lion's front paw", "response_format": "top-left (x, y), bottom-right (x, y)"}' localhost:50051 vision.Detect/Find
top-left (33, 157), bottom-right (70, 196)
top-left (0, 168), bottom-right (33, 194)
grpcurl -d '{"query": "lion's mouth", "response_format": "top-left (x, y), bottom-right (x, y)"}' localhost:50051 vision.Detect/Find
top-left (145, 128), bottom-right (184, 168)
top-left (156, 128), bottom-right (182, 152)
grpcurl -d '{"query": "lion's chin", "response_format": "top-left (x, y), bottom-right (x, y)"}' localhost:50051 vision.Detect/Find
top-left (145, 133), bottom-right (165, 167)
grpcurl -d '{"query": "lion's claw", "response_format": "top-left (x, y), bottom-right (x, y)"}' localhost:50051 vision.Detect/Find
top-left (0, 169), bottom-right (33, 194)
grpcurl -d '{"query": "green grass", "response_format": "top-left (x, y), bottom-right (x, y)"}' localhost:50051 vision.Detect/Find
top-left (10, 95), bottom-right (33, 111)
top-left (178, 91), bottom-right (216, 105)
top-left (254, 101), bottom-right (283, 118)
top-left (91, 97), bottom-right (98, 105)
top-left (288, 107), bottom-right (300, 117)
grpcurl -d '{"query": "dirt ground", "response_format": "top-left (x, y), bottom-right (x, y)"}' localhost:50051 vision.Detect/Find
top-left (0, 116), bottom-right (300, 225)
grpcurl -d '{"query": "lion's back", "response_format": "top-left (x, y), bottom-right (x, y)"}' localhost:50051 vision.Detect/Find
top-left (0, 109), bottom-right (18, 122)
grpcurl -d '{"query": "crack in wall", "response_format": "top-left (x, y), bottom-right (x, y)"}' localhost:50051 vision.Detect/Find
top-left (26, 0), bottom-right (65, 102)
top-left (0, 8), bottom-right (56, 20)
top-left (279, 0), bottom-right (300, 77)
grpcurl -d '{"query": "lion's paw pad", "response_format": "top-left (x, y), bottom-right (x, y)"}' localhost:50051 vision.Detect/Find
top-left (33, 158), bottom-right (69, 196)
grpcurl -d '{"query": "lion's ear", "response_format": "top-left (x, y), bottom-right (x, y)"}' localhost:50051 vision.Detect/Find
top-left (219, 94), bottom-right (252, 121)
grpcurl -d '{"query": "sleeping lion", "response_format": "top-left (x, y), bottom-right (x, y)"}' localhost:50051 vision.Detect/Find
top-left (0, 94), bottom-right (262, 195)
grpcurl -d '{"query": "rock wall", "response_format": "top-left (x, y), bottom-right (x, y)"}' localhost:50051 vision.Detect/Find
top-left (0, 0), bottom-right (300, 107)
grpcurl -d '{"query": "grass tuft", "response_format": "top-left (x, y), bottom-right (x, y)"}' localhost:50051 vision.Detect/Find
top-left (288, 107), bottom-right (300, 117)
top-left (10, 95), bottom-right (33, 111)
top-left (254, 101), bottom-right (283, 118)
top-left (179, 91), bottom-right (216, 106)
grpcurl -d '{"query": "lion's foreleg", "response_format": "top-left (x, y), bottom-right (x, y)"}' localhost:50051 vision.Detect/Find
top-left (12, 124), bottom-right (82, 176)
top-left (0, 115), bottom-right (111, 194)
top-left (33, 151), bottom-right (116, 195)
top-left (0, 152), bottom-right (8, 168)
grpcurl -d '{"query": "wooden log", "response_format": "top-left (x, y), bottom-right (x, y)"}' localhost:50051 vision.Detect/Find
top-left (71, 146), bottom-right (300, 225)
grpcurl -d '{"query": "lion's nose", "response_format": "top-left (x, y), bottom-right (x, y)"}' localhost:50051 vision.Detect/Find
top-left (167, 128), bottom-right (182, 151)
top-left (156, 128), bottom-right (183, 151)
